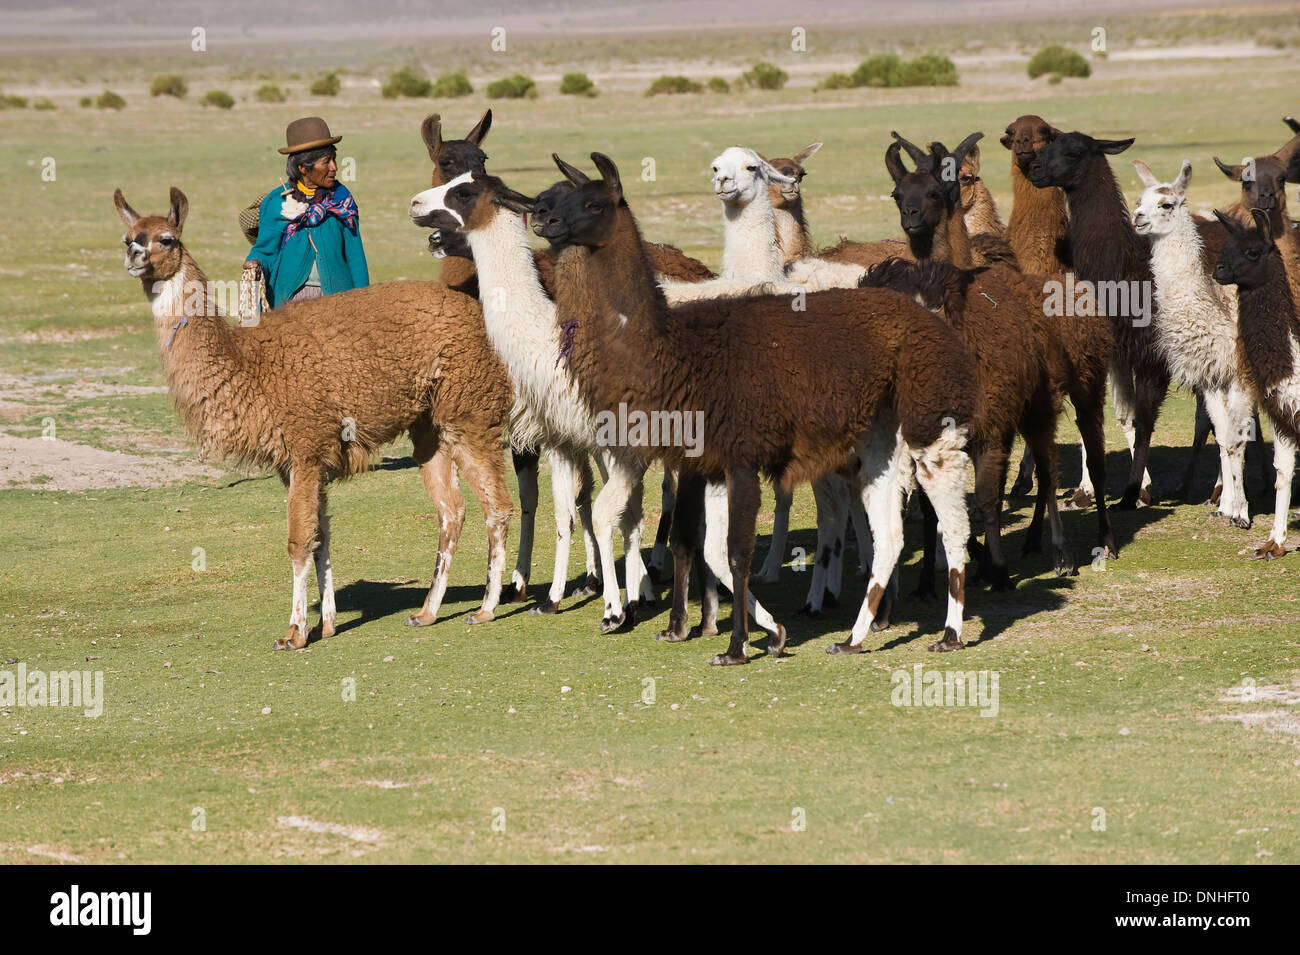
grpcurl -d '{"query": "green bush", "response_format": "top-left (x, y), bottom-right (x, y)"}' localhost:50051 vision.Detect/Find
top-left (255, 83), bottom-right (286, 103)
top-left (0, 93), bottom-right (28, 109)
top-left (815, 71), bottom-right (854, 90)
top-left (33, 98), bottom-right (56, 110)
top-left (559, 71), bottom-right (596, 96)
top-left (381, 66), bottom-right (432, 99)
top-left (486, 73), bottom-right (537, 99)
top-left (149, 74), bottom-right (187, 98)
top-left (309, 72), bottom-right (341, 96)
top-left (96, 90), bottom-right (126, 110)
top-left (79, 96), bottom-right (92, 108)
top-left (852, 54), bottom-right (902, 88)
top-left (645, 75), bottom-right (702, 96)
top-left (431, 70), bottom-right (473, 98)
top-left (1027, 45), bottom-right (1091, 80)
top-left (898, 53), bottom-right (958, 87)
top-left (738, 61), bottom-right (788, 90)
top-left (706, 76), bottom-right (730, 93)
top-left (200, 89), bottom-right (235, 109)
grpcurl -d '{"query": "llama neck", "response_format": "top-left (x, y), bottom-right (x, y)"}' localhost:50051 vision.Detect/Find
top-left (1149, 209), bottom-right (1216, 296)
top-left (1007, 162), bottom-right (1067, 269)
top-left (908, 206), bottom-right (973, 268)
top-left (964, 181), bottom-right (1004, 236)
top-left (1237, 259), bottom-right (1300, 395)
top-left (773, 202), bottom-right (812, 265)
top-left (1063, 160), bottom-right (1149, 284)
top-left (721, 194), bottom-right (784, 281)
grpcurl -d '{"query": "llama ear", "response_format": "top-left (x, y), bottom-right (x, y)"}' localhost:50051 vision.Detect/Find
top-left (755, 151), bottom-right (796, 186)
top-left (884, 141), bottom-right (907, 184)
top-left (167, 188), bottom-right (188, 232)
top-left (999, 129), bottom-right (1013, 150)
top-left (421, 114), bottom-right (443, 161)
top-left (891, 131), bottom-right (929, 169)
top-left (965, 143), bottom-right (981, 172)
top-left (466, 109), bottom-right (492, 146)
top-left (1285, 116), bottom-right (1300, 135)
top-left (1174, 160), bottom-right (1192, 194)
top-left (1047, 126), bottom-right (1064, 141)
top-left (1097, 137), bottom-right (1135, 155)
top-left (1250, 208), bottom-right (1275, 248)
top-left (494, 186), bottom-right (535, 215)
top-left (552, 153), bottom-right (590, 186)
top-left (114, 188), bottom-right (139, 229)
top-left (1132, 160), bottom-right (1160, 189)
top-left (1213, 156), bottom-right (1244, 181)
top-left (590, 152), bottom-right (622, 201)
top-left (792, 142), bottom-right (822, 165)
top-left (950, 132), bottom-right (984, 173)
top-left (1213, 208), bottom-right (1243, 235)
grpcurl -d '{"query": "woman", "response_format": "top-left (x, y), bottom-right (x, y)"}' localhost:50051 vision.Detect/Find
top-left (244, 117), bottom-right (369, 306)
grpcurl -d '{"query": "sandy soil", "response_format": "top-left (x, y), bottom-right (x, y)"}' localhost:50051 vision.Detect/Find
top-left (0, 430), bottom-right (223, 491)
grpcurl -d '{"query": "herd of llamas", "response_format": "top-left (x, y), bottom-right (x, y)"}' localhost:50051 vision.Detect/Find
top-left (114, 108), bottom-right (1300, 664)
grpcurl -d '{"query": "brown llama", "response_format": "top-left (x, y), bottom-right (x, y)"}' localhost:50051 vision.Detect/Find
top-left (958, 142), bottom-right (1007, 239)
top-left (881, 133), bottom-right (1078, 592)
top-left (534, 152), bottom-right (981, 661)
top-left (1000, 115), bottom-right (1071, 275)
top-left (116, 187), bottom-right (515, 649)
top-left (1027, 129), bottom-right (1171, 512)
top-left (759, 143), bottom-right (822, 264)
top-left (1213, 208), bottom-right (1300, 559)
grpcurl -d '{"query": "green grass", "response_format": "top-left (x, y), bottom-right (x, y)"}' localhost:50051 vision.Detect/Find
top-left (2, 19), bottom-right (1299, 863)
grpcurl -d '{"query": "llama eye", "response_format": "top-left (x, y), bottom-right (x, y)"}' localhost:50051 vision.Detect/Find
top-left (1160, 203), bottom-right (1173, 210)
top-left (1246, 249), bottom-right (1260, 260)
top-left (746, 166), bottom-right (757, 173)
top-left (158, 237), bottom-right (176, 248)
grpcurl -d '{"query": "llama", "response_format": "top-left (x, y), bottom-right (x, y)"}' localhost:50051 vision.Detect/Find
top-left (1213, 208), bottom-right (1300, 559)
top-left (116, 187), bottom-right (515, 649)
top-left (762, 143), bottom-right (822, 264)
top-left (959, 143), bottom-right (1006, 239)
top-left (538, 152), bottom-right (982, 661)
top-left (1000, 116), bottom-right (1071, 275)
top-left (412, 169), bottom-right (787, 641)
top-left (1027, 130), bottom-right (1171, 511)
top-left (1131, 159), bottom-right (1256, 527)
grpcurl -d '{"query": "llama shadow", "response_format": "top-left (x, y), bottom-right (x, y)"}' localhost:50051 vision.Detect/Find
top-left (329, 578), bottom-right (489, 633)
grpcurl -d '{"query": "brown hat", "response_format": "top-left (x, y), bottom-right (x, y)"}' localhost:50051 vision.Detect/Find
top-left (278, 116), bottom-right (342, 154)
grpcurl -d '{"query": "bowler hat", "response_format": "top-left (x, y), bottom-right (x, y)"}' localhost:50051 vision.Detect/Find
top-left (278, 116), bottom-right (342, 154)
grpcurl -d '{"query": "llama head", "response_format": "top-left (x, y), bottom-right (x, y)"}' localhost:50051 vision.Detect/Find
top-left (1025, 131), bottom-right (1134, 191)
top-left (758, 142), bottom-right (821, 209)
top-left (859, 256), bottom-right (988, 325)
top-left (1000, 115), bottom-right (1061, 173)
top-left (1212, 208), bottom-right (1278, 290)
top-left (114, 187), bottom-right (188, 280)
top-left (954, 144), bottom-right (982, 216)
top-left (1131, 160), bottom-right (1192, 237)
top-left (1213, 153), bottom-right (1289, 220)
top-left (408, 170), bottom-right (533, 233)
top-left (534, 152), bottom-right (623, 248)
top-left (709, 146), bottom-right (795, 208)
top-left (420, 109), bottom-right (491, 187)
top-left (886, 131), bottom-right (982, 236)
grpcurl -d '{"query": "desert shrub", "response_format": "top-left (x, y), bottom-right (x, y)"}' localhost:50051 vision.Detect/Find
top-left (431, 70), bottom-right (473, 98)
top-left (486, 73), bottom-right (537, 99)
top-left (201, 89), bottom-right (235, 109)
top-left (1027, 45), bottom-right (1091, 80)
top-left (0, 93), bottom-right (28, 108)
top-left (33, 98), bottom-right (56, 110)
top-left (738, 61), bottom-right (788, 90)
top-left (96, 90), bottom-right (126, 110)
top-left (150, 74), bottom-right (187, 98)
top-left (898, 53), bottom-right (958, 87)
top-left (309, 72), bottom-right (341, 96)
top-left (79, 96), bottom-right (92, 108)
top-left (382, 66), bottom-right (432, 98)
top-left (852, 54), bottom-right (902, 88)
top-left (559, 71), bottom-right (596, 96)
top-left (815, 71), bottom-right (854, 90)
top-left (255, 83), bottom-right (286, 103)
top-left (706, 76), bottom-right (730, 93)
top-left (645, 75), bottom-right (702, 96)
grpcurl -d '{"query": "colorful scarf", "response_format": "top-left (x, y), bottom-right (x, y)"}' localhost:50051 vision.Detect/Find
top-left (281, 185), bottom-right (358, 247)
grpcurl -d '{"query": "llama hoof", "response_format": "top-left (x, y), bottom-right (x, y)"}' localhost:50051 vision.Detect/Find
top-left (1054, 551), bottom-right (1077, 577)
top-left (502, 582), bottom-right (528, 604)
top-left (1067, 488), bottom-right (1094, 510)
top-left (1251, 540), bottom-right (1288, 561)
top-left (1229, 515), bottom-right (1253, 530)
top-left (405, 612), bottom-right (434, 627)
top-left (868, 616), bottom-right (891, 633)
top-left (1116, 488), bottom-right (1141, 510)
top-left (529, 600), bottom-right (560, 615)
top-left (309, 620), bottom-right (335, 641)
top-left (656, 627), bottom-right (690, 642)
top-left (275, 626), bottom-right (308, 651)
top-left (1140, 486), bottom-right (1155, 506)
top-left (795, 603), bottom-right (820, 619)
top-left (575, 575), bottom-right (601, 597)
top-left (927, 630), bottom-right (965, 653)
top-left (982, 565), bottom-right (1014, 592)
top-left (688, 623), bottom-right (719, 639)
top-left (708, 651), bottom-right (750, 666)
top-left (1009, 477), bottom-right (1034, 497)
top-left (826, 639), bottom-right (863, 655)
top-left (464, 609), bottom-right (494, 625)
top-left (600, 612), bottom-right (628, 634)
top-left (767, 625), bottom-right (788, 657)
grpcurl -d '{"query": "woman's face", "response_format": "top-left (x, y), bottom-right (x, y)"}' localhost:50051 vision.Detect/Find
top-left (299, 152), bottom-right (337, 190)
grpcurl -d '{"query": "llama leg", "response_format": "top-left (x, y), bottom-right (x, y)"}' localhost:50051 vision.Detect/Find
top-left (913, 435), bottom-right (973, 652)
top-left (1115, 362), bottom-right (1165, 509)
top-left (700, 479), bottom-right (782, 643)
top-left (592, 454), bottom-right (637, 633)
top-left (532, 448), bottom-right (580, 615)
top-left (832, 426), bottom-right (907, 654)
top-left (615, 467), bottom-right (656, 612)
top-left (456, 443), bottom-right (513, 624)
top-left (826, 480), bottom-right (850, 607)
top-left (972, 443), bottom-right (1012, 591)
top-left (649, 469), bottom-right (677, 580)
top-left (311, 486), bottom-right (336, 639)
top-left (1255, 429), bottom-right (1294, 560)
top-left (695, 481), bottom-right (724, 638)
top-left (574, 455), bottom-right (600, 595)
top-left (1070, 430), bottom-right (1094, 510)
top-left (1253, 410), bottom-right (1270, 497)
top-left (1010, 445), bottom-right (1036, 496)
top-left (278, 466), bottom-right (321, 651)
top-left (801, 475), bottom-right (845, 616)
top-left (1075, 393), bottom-right (1116, 558)
top-left (1179, 393), bottom-right (1212, 502)
top-left (658, 471), bottom-right (704, 642)
top-left (407, 445), bottom-right (465, 627)
top-left (752, 483), bottom-right (793, 584)
top-left (1203, 386), bottom-right (1251, 527)
top-left (1025, 427), bottom-right (1073, 575)
top-left (848, 482), bottom-right (872, 578)
top-left (505, 448), bottom-right (538, 603)
top-left (711, 468), bottom-right (772, 665)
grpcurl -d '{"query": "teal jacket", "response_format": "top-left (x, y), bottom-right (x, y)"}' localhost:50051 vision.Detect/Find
top-left (245, 182), bottom-right (369, 307)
